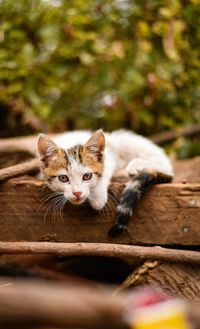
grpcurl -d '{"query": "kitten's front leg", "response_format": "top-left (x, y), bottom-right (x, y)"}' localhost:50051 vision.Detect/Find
top-left (88, 181), bottom-right (108, 210)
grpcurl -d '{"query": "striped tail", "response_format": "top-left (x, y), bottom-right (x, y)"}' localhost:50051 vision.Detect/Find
top-left (108, 172), bottom-right (173, 236)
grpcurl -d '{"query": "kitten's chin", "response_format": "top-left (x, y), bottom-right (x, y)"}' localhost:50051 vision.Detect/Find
top-left (69, 198), bottom-right (85, 205)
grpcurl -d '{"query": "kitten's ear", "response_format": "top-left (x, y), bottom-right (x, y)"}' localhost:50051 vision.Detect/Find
top-left (37, 134), bottom-right (59, 160)
top-left (84, 129), bottom-right (105, 160)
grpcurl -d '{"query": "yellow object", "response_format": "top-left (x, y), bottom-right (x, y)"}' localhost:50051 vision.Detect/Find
top-left (127, 300), bottom-right (190, 329)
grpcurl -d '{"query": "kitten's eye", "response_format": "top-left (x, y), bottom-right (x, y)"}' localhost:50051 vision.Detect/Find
top-left (83, 172), bottom-right (92, 181)
top-left (58, 175), bottom-right (69, 183)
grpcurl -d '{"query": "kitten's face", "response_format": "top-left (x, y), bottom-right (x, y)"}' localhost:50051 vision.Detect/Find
top-left (37, 130), bottom-right (105, 205)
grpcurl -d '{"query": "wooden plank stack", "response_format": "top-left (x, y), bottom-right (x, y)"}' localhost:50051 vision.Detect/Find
top-left (0, 138), bottom-right (200, 328)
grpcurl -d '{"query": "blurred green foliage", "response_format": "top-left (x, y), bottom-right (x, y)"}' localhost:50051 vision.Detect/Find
top-left (0, 0), bottom-right (200, 135)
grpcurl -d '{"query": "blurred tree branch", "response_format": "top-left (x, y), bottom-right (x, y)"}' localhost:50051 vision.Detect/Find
top-left (151, 125), bottom-right (200, 145)
top-left (4, 98), bottom-right (50, 134)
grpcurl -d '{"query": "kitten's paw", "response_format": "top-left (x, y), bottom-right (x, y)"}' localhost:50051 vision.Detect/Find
top-left (126, 158), bottom-right (151, 176)
top-left (89, 193), bottom-right (108, 210)
top-left (108, 224), bottom-right (124, 236)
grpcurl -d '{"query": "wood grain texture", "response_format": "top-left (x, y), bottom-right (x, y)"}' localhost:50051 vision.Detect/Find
top-left (139, 262), bottom-right (200, 301)
top-left (0, 177), bottom-right (199, 245)
top-left (117, 261), bottom-right (200, 301)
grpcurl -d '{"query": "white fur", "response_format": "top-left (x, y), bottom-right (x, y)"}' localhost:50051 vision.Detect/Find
top-left (39, 130), bottom-right (173, 209)
top-left (54, 130), bottom-right (173, 177)
top-left (54, 131), bottom-right (91, 148)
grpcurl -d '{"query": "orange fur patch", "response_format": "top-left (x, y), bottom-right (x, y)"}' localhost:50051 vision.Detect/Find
top-left (42, 149), bottom-right (67, 177)
top-left (42, 147), bottom-right (104, 178)
top-left (82, 149), bottom-right (104, 176)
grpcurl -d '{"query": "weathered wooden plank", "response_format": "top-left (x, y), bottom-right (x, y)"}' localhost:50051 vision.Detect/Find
top-left (0, 177), bottom-right (200, 245)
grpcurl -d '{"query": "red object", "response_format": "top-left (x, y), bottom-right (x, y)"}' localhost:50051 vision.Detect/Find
top-left (129, 287), bottom-right (170, 309)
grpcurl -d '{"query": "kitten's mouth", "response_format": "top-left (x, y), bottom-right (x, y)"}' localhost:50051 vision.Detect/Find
top-left (70, 198), bottom-right (85, 205)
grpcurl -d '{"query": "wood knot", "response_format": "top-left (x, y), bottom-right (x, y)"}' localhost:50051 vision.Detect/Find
top-left (182, 226), bottom-right (189, 233)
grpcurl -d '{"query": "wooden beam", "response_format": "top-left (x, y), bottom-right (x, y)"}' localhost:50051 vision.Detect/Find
top-left (0, 177), bottom-right (200, 246)
top-left (0, 242), bottom-right (199, 264)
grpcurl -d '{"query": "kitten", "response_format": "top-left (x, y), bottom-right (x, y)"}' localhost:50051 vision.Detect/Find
top-left (37, 129), bottom-right (173, 236)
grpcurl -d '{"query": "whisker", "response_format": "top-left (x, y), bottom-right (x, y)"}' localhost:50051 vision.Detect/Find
top-left (39, 197), bottom-right (58, 217)
top-left (38, 192), bottom-right (63, 213)
top-left (43, 195), bottom-right (64, 224)
top-left (52, 196), bottom-right (66, 224)
top-left (53, 197), bottom-right (66, 223)
top-left (88, 194), bottom-right (115, 217)
top-left (103, 200), bottom-right (114, 217)
top-left (58, 198), bottom-right (67, 222)
top-left (40, 192), bottom-right (63, 204)
top-left (108, 192), bottom-right (118, 207)
top-left (43, 199), bottom-right (59, 224)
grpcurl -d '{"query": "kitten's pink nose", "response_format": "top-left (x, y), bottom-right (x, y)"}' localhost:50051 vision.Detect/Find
top-left (73, 191), bottom-right (82, 199)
